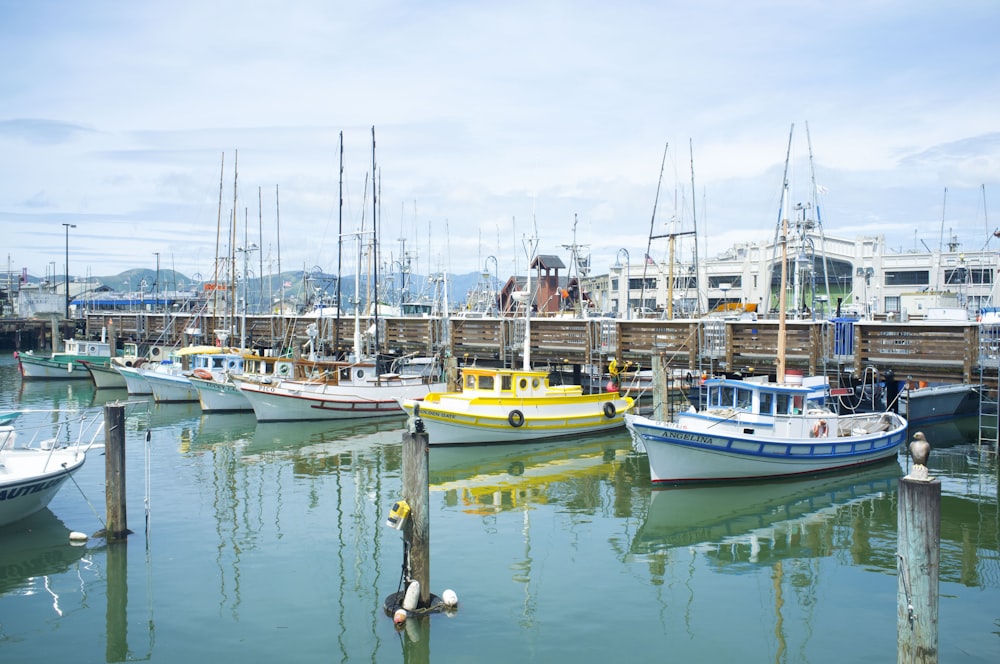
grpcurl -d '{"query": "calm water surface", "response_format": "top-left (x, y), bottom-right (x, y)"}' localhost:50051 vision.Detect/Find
top-left (0, 353), bottom-right (997, 663)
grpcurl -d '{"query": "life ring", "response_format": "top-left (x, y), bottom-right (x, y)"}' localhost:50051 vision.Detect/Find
top-left (811, 420), bottom-right (828, 438)
top-left (608, 359), bottom-right (619, 376)
top-left (603, 402), bottom-right (617, 419)
top-left (275, 363), bottom-right (292, 377)
top-left (508, 410), bottom-right (525, 427)
top-left (193, 368), bottom-right (214, 381)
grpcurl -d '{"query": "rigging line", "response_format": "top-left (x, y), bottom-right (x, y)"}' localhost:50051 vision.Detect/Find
top-left (145, 429), bottom-right (152, 536)
top-left (766, 124), bottom-right (795, 316)
top-left (67, 472), bottom-right (107, 530)
top-left (640, 142), bottom-right (669, 313)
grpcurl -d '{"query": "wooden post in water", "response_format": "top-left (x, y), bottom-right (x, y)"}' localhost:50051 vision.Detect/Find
top-left (402, 427), bottom-right (430, 607)
top-left (652, 353), bottom-right (668, 421)
top-left (103, 403), bottom-right (130, 541)
top-left (445, 356), bottom-right (459, 391)
top-left (897, 432), bottom-right (940, 663)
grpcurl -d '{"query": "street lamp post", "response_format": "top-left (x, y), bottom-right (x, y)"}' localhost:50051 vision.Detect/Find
top-left (613, 248), bottom-right (630, 319)
top-left (62, 223), bottom-right (76, 319)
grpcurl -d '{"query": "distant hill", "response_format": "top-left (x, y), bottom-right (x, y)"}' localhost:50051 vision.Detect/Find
top-left (80, 268), bottom-right (485, 309)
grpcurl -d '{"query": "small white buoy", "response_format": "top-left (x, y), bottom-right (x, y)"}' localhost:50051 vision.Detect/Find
top-left (393, 608), bottom-right (407, 625)
top-left (442, 589), bottom-right (458, 608)
top-left (402, 580), bottom-right (420, 611)
top-left (69, 531), bottom-right (89, 544)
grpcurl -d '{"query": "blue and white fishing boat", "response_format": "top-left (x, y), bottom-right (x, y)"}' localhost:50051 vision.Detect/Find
top-left (626, 205), bottom-right (907, 484)
top-left (626, 374), bottom-right (907, 484)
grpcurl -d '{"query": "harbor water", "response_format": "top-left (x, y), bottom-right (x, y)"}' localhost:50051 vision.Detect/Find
top-left (0, 353), bottom-right (998, 663)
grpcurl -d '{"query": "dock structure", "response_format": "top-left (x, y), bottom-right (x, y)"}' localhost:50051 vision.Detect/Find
top-left (56, 310), bottom-right (990, 385)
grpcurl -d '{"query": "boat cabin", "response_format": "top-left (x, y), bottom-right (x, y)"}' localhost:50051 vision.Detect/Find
top-left (460, 366), bottom-right (583, 398)
top-left (702, 378), bottom-right (829, 417)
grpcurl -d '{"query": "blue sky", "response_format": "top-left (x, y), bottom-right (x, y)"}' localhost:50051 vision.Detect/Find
top-left (2, 1), bottom-right (999, 287)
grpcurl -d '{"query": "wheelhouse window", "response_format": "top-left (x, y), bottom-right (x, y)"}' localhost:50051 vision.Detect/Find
top-left (735, 387), bottom-right (753, 411)
top-left (758, 391), bottom-right (773, 415)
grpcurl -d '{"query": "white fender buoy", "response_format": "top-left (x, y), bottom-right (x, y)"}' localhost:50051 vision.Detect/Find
top-left (69, 531), bottom-right (89, 543)
top-left (393, 608), bottom-right (407, 625)
top-left (402, 580), bottom-right (420, 610)
top-left (442, 589), bottom-right (458, 607)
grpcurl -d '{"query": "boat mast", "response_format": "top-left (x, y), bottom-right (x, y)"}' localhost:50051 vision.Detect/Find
top-left (777, 213), bottom-right (789, 383)
top-left (335, 131), bottom-right (344, 357)
top-left (766, 124), bottom-right (795, 316)
top-left (371, 126), bottom-right (380, 357)
top-left (212, 152), bottom-right (224, 334)
top-left (523, 221), bottom-right (539, 370)
top-left (640, 142), bottom-right (669, 313)
top-left (689, 138), bottom-right (701, 317)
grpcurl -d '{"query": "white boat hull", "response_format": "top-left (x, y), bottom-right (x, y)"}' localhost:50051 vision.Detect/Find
top-left (626, 411), bottom-right (907, 484)
top-left (117, 365), bottom-right (153, 395)
top-left (192, 377), bottom-right (252, 412)
top-left (238, 379), bottom-right (445, 422)
top-left (85, 363), bottom-right (127, 390)
top-left (0, 448), bottom-right (87, 527)
top-left (144, 372), bottom-right (199, 403)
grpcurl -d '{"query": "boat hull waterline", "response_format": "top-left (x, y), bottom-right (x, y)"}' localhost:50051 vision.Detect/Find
top-left (0, 448), bottom-right (87, 527)
top-left (626, 411), bottom-right (907, 484)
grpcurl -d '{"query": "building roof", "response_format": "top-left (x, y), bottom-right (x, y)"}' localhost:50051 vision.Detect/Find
top-left (531, 255), bottom-right (566, 271)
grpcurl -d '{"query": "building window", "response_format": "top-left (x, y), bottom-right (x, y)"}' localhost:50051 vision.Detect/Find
top-left (884, 271), bottom-right (929, 286)
top-left (885, 296), bottom-right (900, 313)
top-left (708, 275), bottom-right (742, 288)
top-left (945, 268), bottom-right (992, 285)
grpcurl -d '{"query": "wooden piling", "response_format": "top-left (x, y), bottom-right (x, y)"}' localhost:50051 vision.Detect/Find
top-left (652, 354), bottom-right (668, 421)
top-left (103, 403), bottom-right (129, 541)
top-left (897, 475), bottom-right (940, 663)
top-left (402, 428), bottom-right (430, 607)
top-left (444, 356), bottom-right (459, 391)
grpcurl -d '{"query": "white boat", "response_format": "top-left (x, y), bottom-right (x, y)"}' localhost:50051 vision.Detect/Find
top-left (117, 364), bottom-right (153, 395)
top-left (15, 338), bottom-right (113, 380)
top-left (626, 374), bottom-right (907, 483)
top-left (81, 360), bottom-right (127, 389)
top-left (0, 421), bottom-right (90, 527)
top-left (141, 346), bottom-right (232, 403)
top-left (235, 356), bottom-right (445, 422)
top-left (625, 183), bottom-right (908, 484)
top-left (897, 382), bottom-right (979, 425)
top-left (190, 354), bottom-right (295, 413)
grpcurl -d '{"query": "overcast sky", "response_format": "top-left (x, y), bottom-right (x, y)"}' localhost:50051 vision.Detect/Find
top-left (3, 1), bottom-right (999, 290)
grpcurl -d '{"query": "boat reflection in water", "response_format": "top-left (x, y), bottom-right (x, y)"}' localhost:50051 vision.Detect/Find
top-left (0, 509), bottom-right (89, 601)
top-left (631, 458), bottom-right (903, 563)
top-left (429, 431), bottom-right (637, 513)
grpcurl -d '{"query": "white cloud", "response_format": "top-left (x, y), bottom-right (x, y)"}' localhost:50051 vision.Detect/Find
top-left (1, 0), bottom-right (999, 291)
